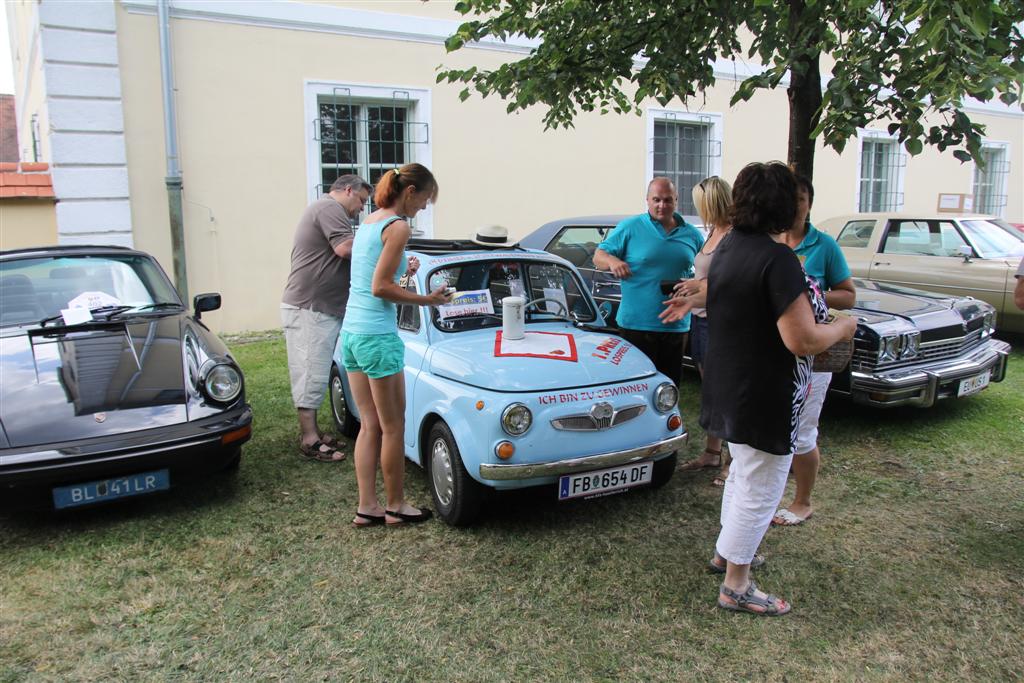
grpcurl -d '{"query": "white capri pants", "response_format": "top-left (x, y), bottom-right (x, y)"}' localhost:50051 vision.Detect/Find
top-left (793, 371), bottom-right (832, 455)
top-left (715, 442), bottom-right (794, 565)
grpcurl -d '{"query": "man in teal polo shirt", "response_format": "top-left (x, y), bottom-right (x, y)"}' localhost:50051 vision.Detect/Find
top-left (594, 177), bottom-right (704, 385)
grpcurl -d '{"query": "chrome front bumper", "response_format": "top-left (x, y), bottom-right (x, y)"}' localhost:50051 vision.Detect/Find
top-left (850, 339), bottom-right (1010, 408)
top-left (478, 432), bottom-right (688, 481)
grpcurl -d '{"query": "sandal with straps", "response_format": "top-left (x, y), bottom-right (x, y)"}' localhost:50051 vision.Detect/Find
top-left (297, 440), bottom-right (345, 462)
top-left (679, 447), bottom-right (722, 472)
top-left (708, 552), bottom-right (765, 574)
top-left (352, 511), bottom-right (385, 528)
top-left (718, 581), bottom-right (791, 616)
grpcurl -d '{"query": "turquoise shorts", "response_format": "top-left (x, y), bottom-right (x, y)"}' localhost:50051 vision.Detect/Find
top-left (341, 331), bottom-right (405, 379)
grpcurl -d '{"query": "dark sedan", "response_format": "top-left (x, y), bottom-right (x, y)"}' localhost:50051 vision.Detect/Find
top-left (0, 245), bottom-right (252, 510)
top-left (522, 217), bottom-right (1011, 408)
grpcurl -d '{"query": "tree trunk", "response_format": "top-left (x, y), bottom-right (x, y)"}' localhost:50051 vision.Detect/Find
top-left (787, 0), bottom-right (822, 181)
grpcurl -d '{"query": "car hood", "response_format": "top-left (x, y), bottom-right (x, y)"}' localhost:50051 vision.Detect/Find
top-left (427, 324), bottom-right (658, 391)
top-left (0, 316), bottom-right (188, 448)
top-left (850, 279), bottom-right (960, 325)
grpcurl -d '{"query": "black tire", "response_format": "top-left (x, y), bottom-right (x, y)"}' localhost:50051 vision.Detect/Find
top-left (427, 421), bottom-right (484, 526)
top-left (329, 364), bottom-right (360, 438)
top-left (650, 451), bottom-right (678, 489)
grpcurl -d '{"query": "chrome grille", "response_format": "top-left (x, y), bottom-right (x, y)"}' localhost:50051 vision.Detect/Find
top-left (551, 403), bottom-right (647, 431)
top-left (852, 329), bottom-right (986, 372)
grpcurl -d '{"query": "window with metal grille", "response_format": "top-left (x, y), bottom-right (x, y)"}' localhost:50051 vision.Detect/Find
top-left (315, 89), bottom-right (427, 226)
top-left (972, 145), bottom-right (1010, 217)
top-left (858, 137), bottom-right (905, 212)
top-left (652, 119), bottom-right (720, 216)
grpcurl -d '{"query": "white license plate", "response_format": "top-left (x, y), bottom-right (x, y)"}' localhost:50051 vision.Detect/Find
top-left (558, 461), bottom-right (653, 500)
top-left (957, 370), bottom-right (991, 397)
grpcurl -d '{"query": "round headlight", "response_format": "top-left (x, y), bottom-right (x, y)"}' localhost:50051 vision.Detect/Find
top-left (500, 403), bottom-right (532, 436)
top-left (204, 363), bottom-right (242, 403)
top-left (654, 382), bottom-right (678, 413)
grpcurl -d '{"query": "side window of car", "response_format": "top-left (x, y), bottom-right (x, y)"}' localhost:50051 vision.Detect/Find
top-left (883, 220), bottom-right (969, 257)
top-left (396, 279), bottom-right (420, 332)
top-left (836, 220), bottom-right (876, 248)
top-left (547, 227), bottom-right (610, 269)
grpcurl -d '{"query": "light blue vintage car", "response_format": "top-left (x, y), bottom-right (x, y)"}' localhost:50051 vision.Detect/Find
top-left (329, 239), bottom-right (687, 526)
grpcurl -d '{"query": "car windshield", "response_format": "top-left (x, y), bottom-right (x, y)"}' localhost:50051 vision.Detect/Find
top-left (427, 258), bottom-right (597, 332)
top-left (959, 220), bottom-right (1024, 258)
top-left (0, 254), bottom-right (182, 327)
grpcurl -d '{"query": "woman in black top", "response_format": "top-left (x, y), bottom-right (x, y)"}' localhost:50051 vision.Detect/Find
top-left (662, 162), bottom-right (856, 616)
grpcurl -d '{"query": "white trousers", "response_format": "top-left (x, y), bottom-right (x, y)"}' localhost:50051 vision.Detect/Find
top-left (715, 442), bottom-right (794, 565)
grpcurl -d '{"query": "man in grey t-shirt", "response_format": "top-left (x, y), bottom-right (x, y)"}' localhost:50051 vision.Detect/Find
top-left (282, 175), bottom-right (370, 461)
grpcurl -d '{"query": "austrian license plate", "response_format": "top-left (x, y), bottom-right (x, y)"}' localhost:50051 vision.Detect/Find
top-left (558, 461), bottom-right (653, 501)
top-left (52, 469), bottom-right (170, 509)
top-left (957, 370), bottom-right (991, 397)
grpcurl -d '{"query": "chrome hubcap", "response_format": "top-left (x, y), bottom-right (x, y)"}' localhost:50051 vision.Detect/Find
top-left (330, 375), bottom-right (347, 424)
top-left (431, 437), bottom-right (455, 507)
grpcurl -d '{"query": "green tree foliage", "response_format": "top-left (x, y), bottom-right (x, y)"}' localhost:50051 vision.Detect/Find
top-left (437, 0), bottom-right (1023, 177)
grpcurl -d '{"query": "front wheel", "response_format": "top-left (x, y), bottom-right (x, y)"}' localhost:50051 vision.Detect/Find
top-left (650, 452), bottom-right (678, 489)
top-left (427, 421), bottom-right (485, 526)
top-left (329, 364), bottom-right (360, 438)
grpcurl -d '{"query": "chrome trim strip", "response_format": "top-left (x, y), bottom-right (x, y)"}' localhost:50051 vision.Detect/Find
top-left (479, 432), bottom-right (687, 480)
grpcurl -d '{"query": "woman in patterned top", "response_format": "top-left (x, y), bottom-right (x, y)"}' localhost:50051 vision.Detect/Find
top-left (661, 162), bottom-right (856, 616)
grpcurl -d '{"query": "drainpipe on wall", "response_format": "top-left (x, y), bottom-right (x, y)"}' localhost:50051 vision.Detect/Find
top-left (157, 0), bottom-right (188, 301)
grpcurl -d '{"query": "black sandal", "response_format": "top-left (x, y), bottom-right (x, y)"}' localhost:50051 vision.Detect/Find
top-left (352, 511), bottom-right (385, 528)
top-left (385, 507), bottom-right (433, 525)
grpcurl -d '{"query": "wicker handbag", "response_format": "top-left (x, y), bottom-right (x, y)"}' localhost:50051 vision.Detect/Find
top-left (812, 314), bottom-right (854, 373)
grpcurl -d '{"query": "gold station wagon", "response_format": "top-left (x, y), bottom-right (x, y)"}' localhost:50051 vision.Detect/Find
top-left (820, 214), bottom-right (1024, 333)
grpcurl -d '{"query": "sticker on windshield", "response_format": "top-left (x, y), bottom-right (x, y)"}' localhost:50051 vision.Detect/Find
top-left (68, 291), bottom-right (122, 310)
top-left (438, 289), bottom-right (494, 319)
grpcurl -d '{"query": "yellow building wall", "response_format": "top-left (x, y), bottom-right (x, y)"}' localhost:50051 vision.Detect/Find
top-left (112, 1), bottom-right (1024, 333)
top-left (0, 200), bottom-right (58, 250)
top-left (8, 0), bottom-right (51, 163)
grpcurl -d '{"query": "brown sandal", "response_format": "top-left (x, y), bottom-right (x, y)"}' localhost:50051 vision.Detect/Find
top-left (298, 440), bottom-right (345, 462)
top-left (679, 447), bottom-right (722, 472)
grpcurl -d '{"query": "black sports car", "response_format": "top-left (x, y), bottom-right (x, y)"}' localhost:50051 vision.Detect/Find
top-left (0, 245), bottom-right (252, 510)
top-left (522, 216), bottom-right (1011, 408)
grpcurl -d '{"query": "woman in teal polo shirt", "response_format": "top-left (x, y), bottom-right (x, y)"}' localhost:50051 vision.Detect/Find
top-left (343, 163), bottom-right (451, 527)
top-left (773, 175), bottom-right (856, 527)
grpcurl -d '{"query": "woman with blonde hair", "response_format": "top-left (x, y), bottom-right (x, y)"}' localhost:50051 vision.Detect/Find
top-left (342, 163), bottom-right (452, 527)
top-left (673, 176), bottom-right (733, 487)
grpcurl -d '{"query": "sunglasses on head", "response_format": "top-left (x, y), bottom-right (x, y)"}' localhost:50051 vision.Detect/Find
top-left (698, 176), bottom-right (719, 192)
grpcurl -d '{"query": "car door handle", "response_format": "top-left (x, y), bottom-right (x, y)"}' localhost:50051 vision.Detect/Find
top-left (873, 261), bottom-right (891, 266)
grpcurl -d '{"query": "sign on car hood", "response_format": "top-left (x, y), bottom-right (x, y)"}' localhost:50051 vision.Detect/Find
top-left (0, 318), bottom-right (187, 448)
top-left (427, 325), bottom-right (657, 391)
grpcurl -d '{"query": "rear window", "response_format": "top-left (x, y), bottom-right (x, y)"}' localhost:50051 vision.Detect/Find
top-left (836, 220), bottom-right (876, 248)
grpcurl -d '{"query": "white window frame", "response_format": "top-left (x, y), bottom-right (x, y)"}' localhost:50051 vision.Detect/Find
top-left (972, 140), bottom-right (1010, 218)
top-left (645, 108), bottom-right (724, 215)
top-left (855, 128), bottom-right (906, 213)
top-left (304, 80), bottom-right (434, 236)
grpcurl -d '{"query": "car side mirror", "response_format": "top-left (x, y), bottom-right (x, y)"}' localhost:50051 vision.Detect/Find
top-left (193, 292), bottom-right (221, 321)
top-left (598, 301), bottom-right (613, 319)
top-left (957, 245), bottom-right (974, 262)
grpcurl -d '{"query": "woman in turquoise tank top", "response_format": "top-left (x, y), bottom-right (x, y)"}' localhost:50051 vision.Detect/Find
top-left (342, 163), bottom-right (451, 527)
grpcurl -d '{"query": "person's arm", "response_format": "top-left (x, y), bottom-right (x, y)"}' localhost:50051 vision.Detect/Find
top-left (332, 238), bottom-right (354, 259)
top-left (1014, 275), bottom-right (1024, 311)
top-left (593, 248), bottom-right (632, 278)
top-left (371, 220), bottom-right (449, 305)
top-left (824, 277), bottom-right (856, 309)
top-left (776, 294), bottom-right (857, 356)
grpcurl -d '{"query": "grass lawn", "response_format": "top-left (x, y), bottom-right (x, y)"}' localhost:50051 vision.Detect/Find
top-left (2, 334), bottom-right (1022, 682)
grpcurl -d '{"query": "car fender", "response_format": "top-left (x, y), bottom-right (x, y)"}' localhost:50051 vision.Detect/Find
top-left (410, 371), bottom-right (491, 482)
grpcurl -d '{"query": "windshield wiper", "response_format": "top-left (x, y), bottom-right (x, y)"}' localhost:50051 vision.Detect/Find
top-left (127, 302), bottom-right (183, 313)
top-left (38, 304), bottom-right (134, 328)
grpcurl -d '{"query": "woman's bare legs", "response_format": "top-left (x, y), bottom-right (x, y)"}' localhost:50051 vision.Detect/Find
top-left (347, 371), bottom-right (385, 523)
top-left (365, 371), bottom-right (424, 519)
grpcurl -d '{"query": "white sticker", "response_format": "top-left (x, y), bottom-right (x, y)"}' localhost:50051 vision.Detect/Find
top-left (438, 289), bottom-right (494, 319)
top-left (60, 307), bottom-right (92, 326)
top-left (68, 291), bottom-right (122, 310)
